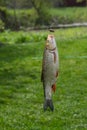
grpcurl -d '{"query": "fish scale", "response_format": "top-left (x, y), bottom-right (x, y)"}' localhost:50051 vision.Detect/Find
top-left (41, 34), bottom-right (59, 111)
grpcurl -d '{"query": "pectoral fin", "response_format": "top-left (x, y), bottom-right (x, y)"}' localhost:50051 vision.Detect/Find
top-left (52, 84), bottom-right (56, 92)
top-left (56, 71), bottom-right (58, 77)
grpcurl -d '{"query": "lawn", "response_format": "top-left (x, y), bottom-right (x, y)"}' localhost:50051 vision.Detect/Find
top-left (0, 27), bottom-right (87, 130)
top-left (50, 7), bottom-right (87, 23)
top-left (7, 7), bottom-right (87, 28)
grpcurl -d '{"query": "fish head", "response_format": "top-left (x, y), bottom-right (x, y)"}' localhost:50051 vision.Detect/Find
top-left (46, 35), bottom-right (56, 50)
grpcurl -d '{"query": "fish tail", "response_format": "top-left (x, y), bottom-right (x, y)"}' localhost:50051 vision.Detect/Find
top-left (43, 99), bottom-right (54, 111)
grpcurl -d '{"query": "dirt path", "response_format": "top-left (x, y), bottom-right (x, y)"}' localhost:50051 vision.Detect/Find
top-left (27, 22), bottom-right (87, 30)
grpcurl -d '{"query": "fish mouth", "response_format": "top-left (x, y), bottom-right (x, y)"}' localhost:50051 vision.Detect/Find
top-left (43, 99), bottom-right (54, 111)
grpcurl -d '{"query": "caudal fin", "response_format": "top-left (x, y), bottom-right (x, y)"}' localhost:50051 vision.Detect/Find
top-left (43, 99), bottom-right (54, 111)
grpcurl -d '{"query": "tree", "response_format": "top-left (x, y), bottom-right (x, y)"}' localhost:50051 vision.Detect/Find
top-left (6, 0), bottom-right (20, 29)
top-left (76, 0), bottom-right (87, 6)
top-left (30, 0), bottom-right (52, 25)
top-left (52, 0), bottom-right (65, 7)
top-left (0, 0), bottom-right (6, 6)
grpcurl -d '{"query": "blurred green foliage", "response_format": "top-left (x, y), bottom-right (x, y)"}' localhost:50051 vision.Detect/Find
top-left (0, 19), bottom-right (5, 32)
top-left (0, 1), bottom-right (87, 30)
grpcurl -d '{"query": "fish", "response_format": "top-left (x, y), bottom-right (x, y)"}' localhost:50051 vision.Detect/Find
top-left (41, 34), bottom-right (59, 111)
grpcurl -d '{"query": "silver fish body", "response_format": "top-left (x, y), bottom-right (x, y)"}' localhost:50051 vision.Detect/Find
top-left (41, 34), bottom-right (59, 111)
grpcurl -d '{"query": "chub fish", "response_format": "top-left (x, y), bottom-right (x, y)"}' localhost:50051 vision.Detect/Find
top-left (41, 33), bottom-right (59, 111)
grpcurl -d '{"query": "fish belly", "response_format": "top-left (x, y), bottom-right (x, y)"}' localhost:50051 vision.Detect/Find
top-left (44, 50), bottom-right (57, 86)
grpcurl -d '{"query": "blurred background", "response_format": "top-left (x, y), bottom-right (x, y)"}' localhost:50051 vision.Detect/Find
top-left (0, 1), bottom-right (87, 129)
top-left (0, 0), bottom-right (87, 31)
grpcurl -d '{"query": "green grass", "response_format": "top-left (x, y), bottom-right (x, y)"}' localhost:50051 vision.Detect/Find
top-left (7, 7), bottom-right (87, 27)
top-left (0, 27), bottom-right (87, 130)
top-left (50, 7), bottom-right (87, 23)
